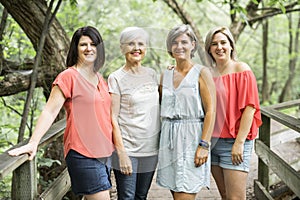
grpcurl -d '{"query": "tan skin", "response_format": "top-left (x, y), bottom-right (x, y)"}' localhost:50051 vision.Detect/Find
top-left (160, 33), bottom-right (216, 200)
top-left (209, 32), bottom-right (256, 200)
top-left (111, 36), bottom-right (147, 176)
top-left (8, 36), bottom-right (110, 200)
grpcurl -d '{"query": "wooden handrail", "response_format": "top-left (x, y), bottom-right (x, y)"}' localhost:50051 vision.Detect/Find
top-left (0, 119), bottom-right (66, 180)
top-left (254, 99), bottom-right (300, 199)
top-left (0, 119), bottom-right (67, 199)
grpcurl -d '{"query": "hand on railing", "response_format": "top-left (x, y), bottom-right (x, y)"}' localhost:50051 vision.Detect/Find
top-left (8, 141), bottom-right (38, 161)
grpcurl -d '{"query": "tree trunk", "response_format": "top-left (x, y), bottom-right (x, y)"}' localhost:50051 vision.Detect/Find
top-left (261, 18), bottom-right (269, 103)
top-left (0, 0), bottom-right (71, 197)
top-left (279, 13), bottom-right (300, 102)
top-left (0, 0), bottom-right (70, 98)
top-left (18, 0), bottom-right (62, 142)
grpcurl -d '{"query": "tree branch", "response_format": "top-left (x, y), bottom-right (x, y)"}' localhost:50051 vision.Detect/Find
top-left (161, 0), bottom-right (208, 65)
top-left (249, 7), bottom-right (300, 25)
top-left (0, 8), bottom-right (8, 73)
top-left (18, 0), bottom-right (62, 141)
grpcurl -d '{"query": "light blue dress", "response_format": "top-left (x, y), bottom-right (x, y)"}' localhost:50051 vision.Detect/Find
top-left (156, 64), bottom-right (210, 193)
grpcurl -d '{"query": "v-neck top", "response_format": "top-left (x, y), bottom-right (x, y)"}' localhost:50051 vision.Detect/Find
top-left (160, 64), bottom-right (205, 119)
top-left (157, 64), bottom-right (210, 193)
top-left (53, 67), bottom-right (114, 158)
top-left (213, 70), bottom-right (262, 139)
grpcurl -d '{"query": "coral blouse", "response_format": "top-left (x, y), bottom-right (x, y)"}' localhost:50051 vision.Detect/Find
top-left (213, 70), bottom-right (262, 140)
top-left (53, 67), bottom-right (114, 158)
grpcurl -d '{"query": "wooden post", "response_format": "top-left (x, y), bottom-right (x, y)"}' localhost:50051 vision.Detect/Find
top-left (11, 158), bottom-right (37, 199)
top-left (257, 113), bottom-right (271, 189)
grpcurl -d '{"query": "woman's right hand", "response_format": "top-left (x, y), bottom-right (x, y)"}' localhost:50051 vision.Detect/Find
top-left (117, 151), bottom-right (132, 176)
top-left (8, 141), bottom-right (38, 161)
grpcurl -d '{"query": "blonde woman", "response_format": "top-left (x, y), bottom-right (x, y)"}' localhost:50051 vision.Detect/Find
top-left (205, 26), bottom-right (262, 199)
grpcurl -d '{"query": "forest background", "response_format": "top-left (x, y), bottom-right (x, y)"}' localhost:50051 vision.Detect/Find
top-left (0, 0), bottom-right (299, 198)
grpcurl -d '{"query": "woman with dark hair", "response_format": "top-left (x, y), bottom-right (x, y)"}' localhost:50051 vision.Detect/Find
top-left (8, 26), bottom-right (114, 200)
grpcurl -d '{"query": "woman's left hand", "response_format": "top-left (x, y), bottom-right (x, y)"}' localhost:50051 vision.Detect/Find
top-left (231, 141), bottom-right (244, 165)
top-left (194, 146), bottom-right (208, 167)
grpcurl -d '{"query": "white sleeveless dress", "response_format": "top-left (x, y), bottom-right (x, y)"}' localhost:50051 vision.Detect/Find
top-left (156, 64), bottom-right (210, 193)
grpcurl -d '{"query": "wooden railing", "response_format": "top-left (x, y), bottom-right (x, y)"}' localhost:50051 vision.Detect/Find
top-left (0, 119), bottom-right (70, 200)
top-left (2, 100), bottom-right (300, 199)
top-left (254, 99), bottom-right (300, 199)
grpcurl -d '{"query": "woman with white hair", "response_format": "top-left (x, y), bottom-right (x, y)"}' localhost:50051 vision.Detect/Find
top-left (108, 27), bottom-right (160, 200)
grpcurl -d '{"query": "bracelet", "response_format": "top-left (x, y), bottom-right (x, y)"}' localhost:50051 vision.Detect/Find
top-left (198, 139), bottom-right (210, 150)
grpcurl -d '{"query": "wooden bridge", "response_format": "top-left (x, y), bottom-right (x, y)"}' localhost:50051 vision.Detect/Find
top-left (0, 99), bottom-right (299, 199)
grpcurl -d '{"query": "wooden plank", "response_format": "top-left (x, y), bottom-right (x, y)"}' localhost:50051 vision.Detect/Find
top-left (261, 107), bottom-right (300, 133)
top-left (0, 119), bottom-right (66, 180)
top-left (12, 159), bottom-right (37, 200)
top-left (254, 180), bottom-right (274, 200)
top-left (267, 99), bottom-right (300, 110)
top-left (0, 143), bottom-right (29, 180)
top-left (255, 140), bottom-right (300, 197)
top-left (39, 118), bottom-right (66, 145)
top-left (257, 115), bottom-right (270, 188)
top-left (39, 168), bottom-right (71, 200)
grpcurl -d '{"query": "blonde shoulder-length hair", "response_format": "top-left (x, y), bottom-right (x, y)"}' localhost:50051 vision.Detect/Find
top-left (205, 26), bottom-right (237, 67)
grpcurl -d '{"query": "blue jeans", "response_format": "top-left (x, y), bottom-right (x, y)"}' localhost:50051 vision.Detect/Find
top-left (65, 149), bottom-right (111, 195)
top-left (211, 138), bottom-right (253, 172)
top-left (113, 154), bottom-right (158, 200)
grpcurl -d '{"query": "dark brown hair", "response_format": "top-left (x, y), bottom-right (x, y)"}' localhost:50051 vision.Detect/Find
top-left (66, 26), bottom-right (105, 72)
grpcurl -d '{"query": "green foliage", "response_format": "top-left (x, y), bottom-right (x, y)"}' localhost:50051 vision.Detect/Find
top-left (0, 0), bottom-right (299, 198)
top-left (268, 0), bottom-right (287, 13)
top-left (0, 175), bottom-right (11, 199)
top-left (0, 89), bottom-right (45, 154)
top-left (37, 148), bottom-right (62, 168)
top-left (56, 1), bottom-right (83, 36)
top-left (68, 0), bottom-right (78, 8)
top-left (1, 17), bottom-right (35, 62)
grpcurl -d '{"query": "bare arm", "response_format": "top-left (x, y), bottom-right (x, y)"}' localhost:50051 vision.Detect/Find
top-left (8, 86), bottom-right (65, 160)
top-left (199, 67), bottom-right (216, 143)
top-left (231, 106), bottom-right (256, 165)
top-left (110, 93), bottom-right (132, 175)
top-left (194, 67), bottom-right (216, 167)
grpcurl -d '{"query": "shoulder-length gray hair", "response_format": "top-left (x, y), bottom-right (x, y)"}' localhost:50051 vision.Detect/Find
top-left (166, 24), bottom-right (198, 58)
top-left (205, 26), bottom-right (237, 66)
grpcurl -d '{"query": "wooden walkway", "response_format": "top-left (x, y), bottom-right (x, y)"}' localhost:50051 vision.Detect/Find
top-left (110, 152), bottom-right (259, 200)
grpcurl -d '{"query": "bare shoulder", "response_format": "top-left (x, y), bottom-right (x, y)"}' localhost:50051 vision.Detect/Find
top-left (235, 61), bottom-right (251, 72)
top-left (200, 66), bottom-right (213, 78)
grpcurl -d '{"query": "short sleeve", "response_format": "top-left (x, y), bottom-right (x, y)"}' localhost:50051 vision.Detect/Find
top-left (148, 68), bottom-right (159, 85)
top-left (237, 71), bottom-right (262, 138)
top-left (107, 74), bottom-right (120, 95)
top-left (238, 71), bottom-right (260, 110)
top-left (52, 68), bottom-right (74, 99)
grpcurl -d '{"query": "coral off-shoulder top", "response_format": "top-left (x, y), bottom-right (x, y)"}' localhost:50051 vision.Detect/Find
top-left (213, 70), bottom-right (262, 140)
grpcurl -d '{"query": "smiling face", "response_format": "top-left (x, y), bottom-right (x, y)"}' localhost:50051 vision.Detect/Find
top-left (171, 33), bottom-right (195, 61)
top-left (77, 35), bottom-right (97, 65)
top-left (121, 37), bottom-right (147, 65)
top-left (209, 32), bottom-right (233, 63)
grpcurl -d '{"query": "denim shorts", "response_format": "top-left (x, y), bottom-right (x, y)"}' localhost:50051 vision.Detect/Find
top-left (65, 149), bottom-right (112, 196)
top-left (211, 138), bottom-right (253, 172)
